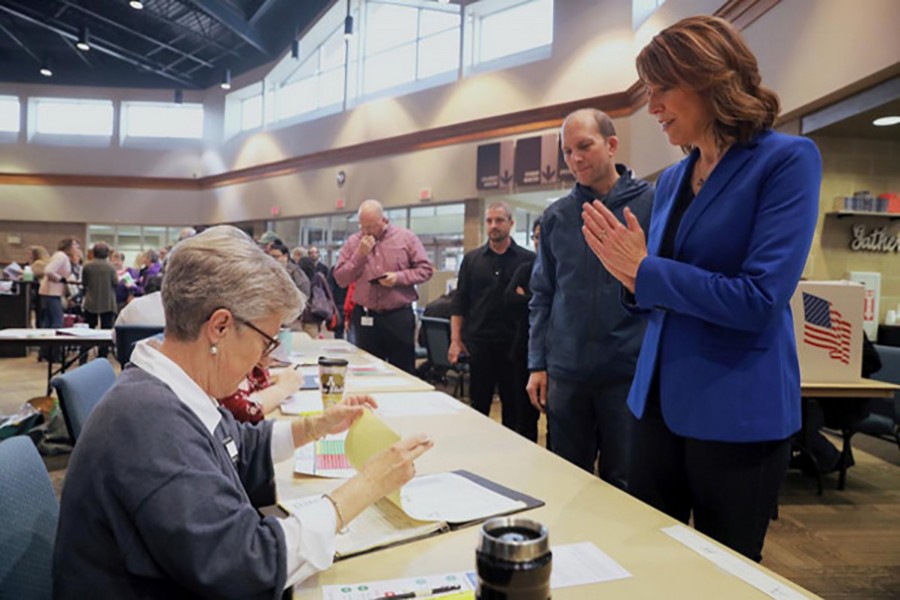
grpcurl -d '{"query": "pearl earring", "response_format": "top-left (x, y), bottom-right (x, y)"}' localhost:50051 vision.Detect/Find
top-left (210, 345), bottom-right (218, 355)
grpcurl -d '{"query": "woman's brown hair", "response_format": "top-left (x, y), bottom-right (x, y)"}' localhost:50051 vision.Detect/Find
top-left (636, 15), bottom-right (780, 150)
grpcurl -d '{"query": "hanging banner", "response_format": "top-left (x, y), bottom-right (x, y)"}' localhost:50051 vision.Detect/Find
top-left (515, 136), bottom-right (542, 186)
top-left (476, 141), bottom-right (515, 190)
top-left (557, 144), bottom-right (574, 182)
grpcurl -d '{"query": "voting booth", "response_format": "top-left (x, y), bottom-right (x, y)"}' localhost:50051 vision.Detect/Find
top-left (790, 281), bottom-right (865, 383)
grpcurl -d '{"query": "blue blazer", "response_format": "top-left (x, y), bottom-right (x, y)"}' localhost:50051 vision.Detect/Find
top-left (628, 130), bottom-right (821, 442)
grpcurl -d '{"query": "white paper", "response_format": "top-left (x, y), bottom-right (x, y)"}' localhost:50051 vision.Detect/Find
top-left (319, 571), bottom-right (476, 599)
top-left (55, 327), bottom-right (111, 338)
top-left (348, 362), bottom-right (394, 377)
top-left (400, 472), bottom-right (525, 523)
top-left (372, 391), bottom-right (464, 417)
top-left (316, 543), bottom-right (629, 598)
top-left (346, 375), bottom-right (418, 392)
top-left (280, 390), bottom-right (324, 415)
top-left (550, 542), bottom-right (631, 588)
top-left (662, 525), bottom-right (809, 599)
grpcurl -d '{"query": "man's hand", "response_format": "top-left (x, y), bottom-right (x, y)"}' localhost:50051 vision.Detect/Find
top-left (379, 272), bottom-right (398, 288)
top-left (526, 371), bottom-right (548, 413)
top-left (448, 339), bottom-right (468, 364)
top-left (357, 235), bottom-right (376, 258)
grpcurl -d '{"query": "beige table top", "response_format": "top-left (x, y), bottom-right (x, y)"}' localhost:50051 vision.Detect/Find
top-left (288, 336), bottom-right (434, 394)
top-left (274, 342), bottom-right (819, 599)
top-left (802, 378), bottom-right (899, 398)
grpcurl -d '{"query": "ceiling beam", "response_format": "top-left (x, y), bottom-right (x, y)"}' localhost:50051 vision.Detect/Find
top-left (0, 19), bottom-right (40, 63)
top-left (59, 1), bottom-right (215, 70)
top-left (0, 4), bottom-right (198, 88)
top-left (248, 0), bottom-right (281, 26)
top-left (186, 0), bottom-right (269, 54)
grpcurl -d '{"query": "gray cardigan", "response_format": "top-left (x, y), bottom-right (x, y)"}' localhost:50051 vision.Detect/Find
top-left (53, 366), bottom-right (288, 599)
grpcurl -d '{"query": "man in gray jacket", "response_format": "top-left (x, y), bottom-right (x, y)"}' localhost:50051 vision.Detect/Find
top-left (527, 109), bottom-right (653, 489)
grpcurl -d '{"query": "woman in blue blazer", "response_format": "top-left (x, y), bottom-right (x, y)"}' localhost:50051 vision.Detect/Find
top-left (582, 16), bottom-right (821, 561)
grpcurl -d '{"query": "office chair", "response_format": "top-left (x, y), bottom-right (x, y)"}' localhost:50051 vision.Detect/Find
top-left (420, 316), bottom-right (468, 398)
top-left (51, 357), bottom-right (116, 444)
top-left (848, 344), bottom-right (900, 448)
top-left (0, 436), bottom-right (59, 600)
top-left (114, 324), bottom-right (164, 367)
top-left (824, 344), bottom-right (900, 490)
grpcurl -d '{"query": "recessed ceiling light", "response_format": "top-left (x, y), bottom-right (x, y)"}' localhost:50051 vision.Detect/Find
top-left (873, 116), bottom-right (900, 127)
top-left (129, 1), bottom-right (144, 9)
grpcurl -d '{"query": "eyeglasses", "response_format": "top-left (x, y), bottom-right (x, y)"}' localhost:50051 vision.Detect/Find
top-left (235, 317), bottom-right (281, 358)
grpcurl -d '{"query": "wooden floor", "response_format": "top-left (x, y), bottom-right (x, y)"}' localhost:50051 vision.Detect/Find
top-left (2, 352), bottom-right (899, 599)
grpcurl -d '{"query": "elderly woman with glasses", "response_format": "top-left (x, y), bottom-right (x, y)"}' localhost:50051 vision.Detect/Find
top-left (54, 226), bottom-right (434, 598)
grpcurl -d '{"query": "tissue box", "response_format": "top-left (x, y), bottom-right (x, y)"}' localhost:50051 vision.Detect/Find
top-left (790, 281), bottom-right (864, 383)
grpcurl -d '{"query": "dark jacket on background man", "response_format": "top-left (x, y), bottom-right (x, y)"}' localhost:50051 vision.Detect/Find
top-left (529, 166), bottom-right (654, 383)
top-left (453, 239), bottom-right (535, 346)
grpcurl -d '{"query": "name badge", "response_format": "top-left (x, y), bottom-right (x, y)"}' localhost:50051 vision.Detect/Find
top-left (361, 316), bottom-right (374, 327)
top-left (223, 436), bottom-right (239, 465)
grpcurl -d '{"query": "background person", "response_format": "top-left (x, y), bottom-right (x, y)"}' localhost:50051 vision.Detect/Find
top-left (38, 237), bottom-right (80, 331)
top-left (81, 242), bottom-right (119, 331)
top-left (504, 217), bottom-right (541, 443)
top-left (217, 359), bottom-right (304, 424)
top-left (527, 108), bottom-right (654, 487)
top-left (581, 15), bottom-right (821, 561)
top-left (450, 202), bottom-right (535, 437)
top-left (54, 226), bottom-right (433, 597)
top-left (334, 199), bottom-right (434, 373)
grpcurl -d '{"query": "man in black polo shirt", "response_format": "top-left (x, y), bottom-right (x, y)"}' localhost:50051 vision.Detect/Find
top-left (450, 201), bottom-right (536, 438)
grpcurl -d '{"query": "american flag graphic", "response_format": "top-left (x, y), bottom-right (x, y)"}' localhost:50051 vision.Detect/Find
top-left (802, 292), bottom-right (852, 364)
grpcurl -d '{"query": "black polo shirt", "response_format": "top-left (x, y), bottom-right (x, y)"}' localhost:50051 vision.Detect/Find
top-left (452, 239), bottom-right (535, 344)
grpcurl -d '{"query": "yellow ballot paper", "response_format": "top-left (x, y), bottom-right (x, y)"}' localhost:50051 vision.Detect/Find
top-left (281, 410), bottom-right (544, 559)
top-left (345, 408), bottom-right (402, 505)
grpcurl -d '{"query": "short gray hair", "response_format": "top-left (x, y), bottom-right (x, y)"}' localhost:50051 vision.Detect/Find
top-left (162, 225), bottom-right (303, 342)
top-left (486, 200), bottom-right (512, 220)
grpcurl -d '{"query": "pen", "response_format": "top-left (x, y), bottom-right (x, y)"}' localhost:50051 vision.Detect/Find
top-left (372, 584), bottom-right (462, 600)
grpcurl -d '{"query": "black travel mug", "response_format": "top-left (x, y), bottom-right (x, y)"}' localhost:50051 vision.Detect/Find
top-left (476, 517), bottom-right (552, 600)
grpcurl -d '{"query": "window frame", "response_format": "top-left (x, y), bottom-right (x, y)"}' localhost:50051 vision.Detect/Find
top-left (462, 0), bottom-right (554, 78)
top-left (350, 0), bottom-right (462, 105)
top-left (0, 95), bottom-right (21, 138)
top-left (119, 101), bottom-right (205, 147)
top-left (28, 97), bottom-right (115, 146)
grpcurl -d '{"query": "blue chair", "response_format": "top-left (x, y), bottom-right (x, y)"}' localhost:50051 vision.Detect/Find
top-left (114, 324), bottom-right (165, 367)
top-left (851, 344), bottom-right (900, 450)
top-left (0, 436), bottom-right (59, 600)
top-left (51, 358), bottom-right (117, 444)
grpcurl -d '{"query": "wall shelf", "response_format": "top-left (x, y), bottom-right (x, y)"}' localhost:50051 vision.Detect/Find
top-left (827, 211), bottom-right (900, 221)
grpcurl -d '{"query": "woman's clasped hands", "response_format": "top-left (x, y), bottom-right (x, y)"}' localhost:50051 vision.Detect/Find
top-left (581, 201), bottom-right (648, 293)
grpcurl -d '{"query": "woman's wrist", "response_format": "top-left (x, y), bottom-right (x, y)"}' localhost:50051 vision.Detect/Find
top-left (303, 416), bottom-right (323, 442)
